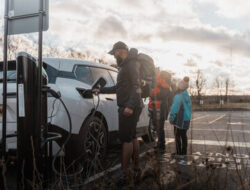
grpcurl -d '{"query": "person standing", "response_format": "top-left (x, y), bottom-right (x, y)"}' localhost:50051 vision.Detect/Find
top-left (169, 76), bottom-right (192, 156)
top-left (93, 41), bottom-right (142, 185)
top-left (148, 70), bottom-right (172, 151)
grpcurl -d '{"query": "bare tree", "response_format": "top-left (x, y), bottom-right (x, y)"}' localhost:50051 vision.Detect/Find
top-left (188, 80), bottom-right (196, 97)
top-left (224, 77), bottom-right (234, 103)
top-left (225, 78), bottom-right (229, 103)
top-left (195, 69), bottom-right (206, 102)
top-left (215, 77), bottom-right (223, 96)
top-left (214, 76), bottom-right (223, 103)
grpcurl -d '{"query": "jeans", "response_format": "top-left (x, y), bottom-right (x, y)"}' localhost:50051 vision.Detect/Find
top-left (174, 127), bottom-right (188, 155)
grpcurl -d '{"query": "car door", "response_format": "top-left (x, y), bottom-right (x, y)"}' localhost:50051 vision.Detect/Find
top-left (90, 67), bottom-right (118, 132)
top-left (55, 64), bottom-right (94, 135)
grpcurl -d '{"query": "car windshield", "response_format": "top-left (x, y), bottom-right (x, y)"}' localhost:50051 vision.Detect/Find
top-left (0, 71), bottom-right (17, 82)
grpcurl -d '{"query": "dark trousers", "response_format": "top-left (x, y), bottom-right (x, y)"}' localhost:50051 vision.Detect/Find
top-left (152, 103), bottom-right (167, 148)
top-left (174, 127), bottom-right (188, 155)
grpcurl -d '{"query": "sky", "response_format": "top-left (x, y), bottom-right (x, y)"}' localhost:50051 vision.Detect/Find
top-left (1, 0), bottom-right (250, 95)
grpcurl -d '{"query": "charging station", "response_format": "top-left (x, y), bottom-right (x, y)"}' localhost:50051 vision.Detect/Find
top-left (1, 0), bottom-right (107, 188)
top-left (16, 52), bottom-right (49, 188)
top-left (1, 0), bottom-right (49, 188)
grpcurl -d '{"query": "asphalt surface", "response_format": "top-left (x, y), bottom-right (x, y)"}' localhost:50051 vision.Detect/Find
top-left (167, 111), bottom-right (250, 153)
top-left (87, 110), bottom-right (250, 190)
top-left (3, 111), bottom-right (250, 189)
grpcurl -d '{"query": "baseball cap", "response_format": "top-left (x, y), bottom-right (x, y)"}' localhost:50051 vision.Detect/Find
top-left (108, 41), bottom-right (128, 55)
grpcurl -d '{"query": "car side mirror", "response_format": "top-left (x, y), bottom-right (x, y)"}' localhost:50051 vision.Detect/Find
top-left (92, 77), bottom-right (107, 90)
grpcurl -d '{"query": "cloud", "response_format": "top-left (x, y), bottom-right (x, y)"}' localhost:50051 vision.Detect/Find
top-left (131, 34), bottom-right (153, 42)
top-left (184, 59), bottom-right (197, 67)
top-left (2, 0), bottom-right (250, 94)
top-left (192, 53), bottom-right (202, 60)
top-left (196, 0), bottom-right (250, 19)
top-left (95, 16), bottom-right (127, 39)
top-left (158, 26), bottom-right (250, 58)
top-left (211, 60), bottom-right (223, 67)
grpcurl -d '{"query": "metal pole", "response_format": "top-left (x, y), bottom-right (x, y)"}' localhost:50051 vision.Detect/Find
top-left (2, 0), bottom-right (9, 159)
top-left (37, 0), bottom-right (43, 135)
top-left (38, 1), bottom-right (44, 100)
top-left (36, 0), bottom-right (43, 177)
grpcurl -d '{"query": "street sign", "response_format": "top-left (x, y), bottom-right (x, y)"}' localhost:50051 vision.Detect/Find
top-left (8, 0), bottom-right (49, 35)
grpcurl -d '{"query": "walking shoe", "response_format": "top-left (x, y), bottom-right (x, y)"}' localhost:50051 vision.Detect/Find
top-left (115, 171), bottom-right (129, 187)
top-left (134, 168), bottom-right (142, 184)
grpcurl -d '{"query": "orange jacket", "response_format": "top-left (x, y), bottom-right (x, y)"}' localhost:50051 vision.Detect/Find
top-left (149, 75), bottom-right (170, 110)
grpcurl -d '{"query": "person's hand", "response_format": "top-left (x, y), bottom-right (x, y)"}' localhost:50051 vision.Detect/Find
top-left (92, 89), bottom-right (100, 93)
top-left (123, 107), bottom-right (133, 116)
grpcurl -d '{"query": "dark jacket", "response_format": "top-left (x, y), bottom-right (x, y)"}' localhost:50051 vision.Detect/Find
top-left (155, 80), bottom-right (171, 105)
top-left (100, 48), bottom-right (142, 109)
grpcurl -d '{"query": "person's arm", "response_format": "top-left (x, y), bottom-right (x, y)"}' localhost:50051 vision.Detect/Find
top-left (169, 94), bottom-right (181, 124)
top-left (99, 85), bottom-right (117, 94)
top-left (125, 61), bottom-right (141, 110)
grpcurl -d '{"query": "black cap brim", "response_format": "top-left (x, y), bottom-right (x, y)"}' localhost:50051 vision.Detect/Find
top-left (108, 49), bottom-right (115, 55)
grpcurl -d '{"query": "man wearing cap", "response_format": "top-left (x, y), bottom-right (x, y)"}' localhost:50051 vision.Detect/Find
top-left (93, 41), bottom-right (142, 185)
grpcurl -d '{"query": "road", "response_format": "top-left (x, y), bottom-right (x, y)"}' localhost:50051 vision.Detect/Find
top-left (86, 111), bottom-right (250, 189)
top-left (3, 111), bottom-right (250, 189)
top-left (167, 111), bottom-right (250, 153)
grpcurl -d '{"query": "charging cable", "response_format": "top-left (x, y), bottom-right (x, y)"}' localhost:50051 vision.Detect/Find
top-left (42, 87), bottom-right (83, 178)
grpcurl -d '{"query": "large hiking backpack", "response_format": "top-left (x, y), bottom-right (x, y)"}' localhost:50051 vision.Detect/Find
top-left (137, 53), bottom-right (156, 98)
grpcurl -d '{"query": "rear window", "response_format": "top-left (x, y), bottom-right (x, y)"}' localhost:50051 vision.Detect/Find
top-left (0, 60), bottom-right (17, 83)
top-left (0, 62), bottom-right (56, 84)
top-left (74, 65), bottom-right (93, 85)
top-left (0, 71), bottom-right (17, 83)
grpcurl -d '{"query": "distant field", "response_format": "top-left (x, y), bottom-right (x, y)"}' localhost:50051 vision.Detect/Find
top-left (192, 102), bottom-right (250, 111)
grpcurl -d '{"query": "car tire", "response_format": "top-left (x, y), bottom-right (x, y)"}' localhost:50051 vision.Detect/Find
top-left (78, 115), bottom-right (108, 169)
top-left (142, 118), bottom-right (157, 143)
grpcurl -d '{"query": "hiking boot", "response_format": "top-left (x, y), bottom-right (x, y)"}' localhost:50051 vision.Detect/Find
top-left (115, 171), bottom-right (129, 187)
top-left (134, 168), bottom-right (142, 184)
top-left (154, 144), bottom-right (166, 151)
top-left (159, 145), bottom-right (166, 152)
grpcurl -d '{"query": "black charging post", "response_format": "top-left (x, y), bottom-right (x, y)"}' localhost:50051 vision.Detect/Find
top-left (16, 52), bottom-right (48, 189)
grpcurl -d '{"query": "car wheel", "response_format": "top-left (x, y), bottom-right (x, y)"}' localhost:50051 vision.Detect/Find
top-left (79, 116), bottom-right (108, 171)
top-left (142, 118), bottom-right (157, 143)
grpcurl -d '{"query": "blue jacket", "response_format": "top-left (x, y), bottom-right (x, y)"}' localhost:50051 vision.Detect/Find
top-left (169, 90), bottom-right (192, 130)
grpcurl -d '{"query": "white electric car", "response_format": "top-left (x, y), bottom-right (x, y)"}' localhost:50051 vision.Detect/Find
top-left (0, 58), bottom-right (153, 161)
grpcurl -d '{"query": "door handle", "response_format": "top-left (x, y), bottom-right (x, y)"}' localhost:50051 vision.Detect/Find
top-left (105, 98), bottom-right (114, 101)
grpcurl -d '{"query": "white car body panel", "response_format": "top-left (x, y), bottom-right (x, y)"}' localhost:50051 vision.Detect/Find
top-left (0, 58), bottom-right (150, 152)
